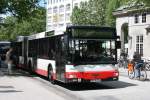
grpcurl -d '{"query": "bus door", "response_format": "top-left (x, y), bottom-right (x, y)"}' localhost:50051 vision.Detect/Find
top-left (22, 37), bottom-right (28, 69)
top-left (55, 36), bottom-right (66, 81)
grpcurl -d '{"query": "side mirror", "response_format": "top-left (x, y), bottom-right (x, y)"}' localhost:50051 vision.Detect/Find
top-left (116, 41), bottom-right (121, 49)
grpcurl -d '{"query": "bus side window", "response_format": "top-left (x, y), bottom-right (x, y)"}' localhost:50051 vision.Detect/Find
top-left (48, 49), bottom-right (55, 59)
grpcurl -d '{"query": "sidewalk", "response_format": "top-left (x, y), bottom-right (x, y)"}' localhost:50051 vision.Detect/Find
top-left (0, 61), bottom-right (31, 77)
top-left (0, 61), bottom-right (8, 76)
top-left (118, 67), bottom-right (150, 79)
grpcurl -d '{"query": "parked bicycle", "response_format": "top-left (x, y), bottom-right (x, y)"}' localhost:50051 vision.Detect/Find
top-left (144, 59), bottom-right (150, 71)
top-left (128, 61), bottom-right (147, 81)
top-left (118, 52), bottom-right (128, 69)
top-left (118, 59), bottom-right (128, 68)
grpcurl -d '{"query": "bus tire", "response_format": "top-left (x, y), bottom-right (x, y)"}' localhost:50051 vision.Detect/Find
top-left (48, 64), bottom-right (55, 84)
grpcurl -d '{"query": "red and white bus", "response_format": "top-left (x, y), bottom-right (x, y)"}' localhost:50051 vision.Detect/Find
top-left (12, 25), bottom-right (120, 83)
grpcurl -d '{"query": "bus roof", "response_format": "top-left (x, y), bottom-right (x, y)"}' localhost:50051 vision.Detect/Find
top-left (66, 25), bottom-right (117, 39)
top-left (66, 25), bottom-right (116, 30)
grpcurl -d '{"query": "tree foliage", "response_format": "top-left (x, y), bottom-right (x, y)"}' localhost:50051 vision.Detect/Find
top-left (71, 0), bottom-right (109, 26)
top-left (0, 0), bottom-right (46, 41)
top-left (105, 0), bottom-right (120, 26)
top-left (0, 0), bottom-right (7, 13)
top-left (71, 2), bottom-right (89, 25)
top-left (0, 0), bottom-right (39, 22)
top-left (71, 0), bottom-right (150, 27)
top-left (0, 7), bottom-right (46, 41)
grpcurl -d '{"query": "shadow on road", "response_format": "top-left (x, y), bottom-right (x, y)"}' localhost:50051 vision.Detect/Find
top-left (0, 86), bottom-right (14, 89)
top-left (0, 85), bottom-right (23, 93)
top-left (0, 67), bottom-right (36, 77)
top-left (0, 61), bottom-right (35, 77)
top-left (55, 80), bottom-right (137, 91)
top-left (0, 90), bottom-right (23, 93)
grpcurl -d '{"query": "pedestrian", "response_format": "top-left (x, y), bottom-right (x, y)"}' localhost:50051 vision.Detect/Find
top-left (128, 60), bottom-right (134, 72)
top-left (5, 48), bottom-right (14, 74)
top-left (132, 51), bottom-right (143, 79)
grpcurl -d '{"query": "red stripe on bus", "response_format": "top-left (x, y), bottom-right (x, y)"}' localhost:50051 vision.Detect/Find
top-left (65, 71), bottom-right (119, 80)
top-left (35, 69), bottom-right (48, 77)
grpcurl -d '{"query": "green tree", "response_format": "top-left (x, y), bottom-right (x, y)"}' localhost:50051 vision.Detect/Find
top-left (71, 0), bottom-right (149, 26)
top-left (88, 0), bottom-right (108, 25)
top-left (7, 0), bottom-right (39, 22)
top-left (138, 0), bottom-right (150, 6)
top-left (104, 0), bottom-right (130, 26)
top-left (0, 0), bottom-right (7, 13)
top-left (71, 2), bottom-right (89, 25)
top-left (71, 0), bottom-right (108, 26)
top-left (0, 7), bottom-right (46, 41)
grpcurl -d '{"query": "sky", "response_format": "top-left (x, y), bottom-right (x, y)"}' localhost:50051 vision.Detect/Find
top-left (39, 0), bottom-right (47, 7)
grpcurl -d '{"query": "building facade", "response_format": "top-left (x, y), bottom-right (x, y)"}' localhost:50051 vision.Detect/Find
top-left (114, 4), bottom-right (150, 60)
top-left (46, 0), bottom-right (88, 35)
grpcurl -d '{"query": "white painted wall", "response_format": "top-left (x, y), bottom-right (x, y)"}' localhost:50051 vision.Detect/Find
top-left (116, 13), bottom-right (150, 60)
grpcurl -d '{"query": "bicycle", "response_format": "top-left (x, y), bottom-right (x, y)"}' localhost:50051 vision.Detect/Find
top-left (128, 62), bottom-right (147, 81)
top-left (144, 60), bottom-right (150, 71)
top-left (118, 58), bottom-right (128, 69)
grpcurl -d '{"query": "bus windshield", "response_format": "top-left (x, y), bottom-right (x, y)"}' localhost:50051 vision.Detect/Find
top-left (68, 39), bottom-right (116, 64)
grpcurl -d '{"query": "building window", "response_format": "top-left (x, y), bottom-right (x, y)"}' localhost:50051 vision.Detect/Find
top-left (136, 35), bottom-right (143, 56)
top-left (59, 14), bottom-right (64, 22)
top-left (59, 24), bottom-right (64, 27)
top-left (134, 14), bottom-right (139, 23)
top-left (53, 24), bottom-right (57, 28)
top-left (66, 4), bottom-right (71, 11)
top-left (65, 13), bottom-right (70, 21)
top-left (53, 7), bottom-right (58, 14)
top-left (47, 0), bottom-right (49, 5)
top-left (142, 13), bottom-right (146, 23)
top-left (48, 8), bottom-right (52, 14)
top-left (47, 25), bottom-right (52, 31)
top-left (74, 3), bottom-right (78, 7)
top-left (47, 16), bottom-right (52, 23)
top-left (59, 5), bottom-right (64, 13)
top-left (53, 14), bottom-right (58, 22)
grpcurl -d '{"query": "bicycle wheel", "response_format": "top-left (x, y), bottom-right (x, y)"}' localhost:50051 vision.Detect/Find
top-left (140, 68), bottom-right (147, 81)
top-left (118, 60), bottom-right (122, 68)
top-left (128, 70), bottom-right (135, 79)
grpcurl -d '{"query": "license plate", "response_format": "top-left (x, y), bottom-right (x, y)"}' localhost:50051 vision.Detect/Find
top-left (91, 79), bottom-right (101, 82)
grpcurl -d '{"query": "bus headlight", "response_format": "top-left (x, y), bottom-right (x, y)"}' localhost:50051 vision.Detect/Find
top-left (114, 72), bottom-right (119, 76)
top-left (68, 74), bottom-right (77, 78)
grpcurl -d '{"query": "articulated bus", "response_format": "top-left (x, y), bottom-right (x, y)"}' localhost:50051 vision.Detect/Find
top-left (12, 25), bottom-right (120, 83)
